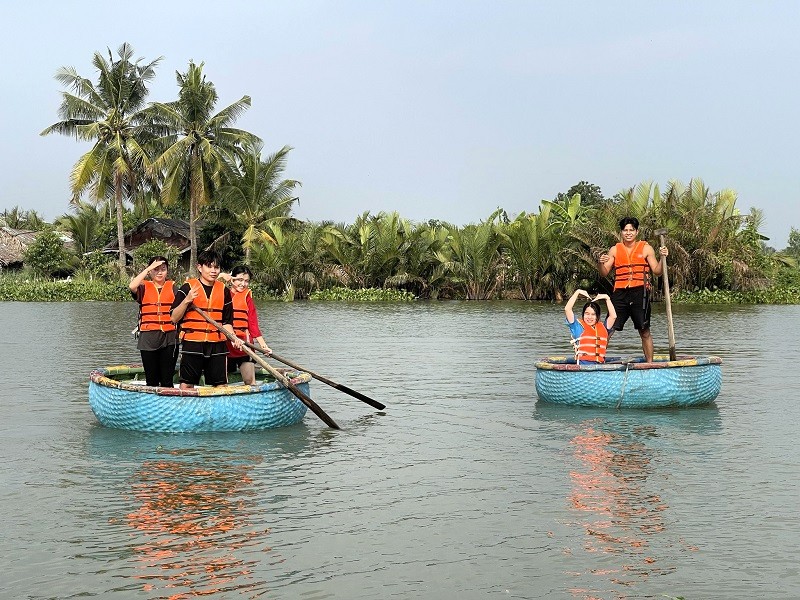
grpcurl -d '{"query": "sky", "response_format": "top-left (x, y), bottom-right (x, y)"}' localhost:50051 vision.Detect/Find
top-left (2, 1), bottom-right (798, 248)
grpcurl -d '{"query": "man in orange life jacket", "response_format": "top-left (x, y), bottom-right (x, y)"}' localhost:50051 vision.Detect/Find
top-left (598, 217), bottom-right (668, 363)
top-left (170, 250), bottom-right (243, 390)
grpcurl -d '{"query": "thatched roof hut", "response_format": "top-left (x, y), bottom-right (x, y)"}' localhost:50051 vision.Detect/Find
top-left (0, 227), bottom-right (42, 269)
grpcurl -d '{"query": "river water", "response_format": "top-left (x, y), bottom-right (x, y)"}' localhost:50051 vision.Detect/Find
top-left (1, 301), bottom-right (799, 599)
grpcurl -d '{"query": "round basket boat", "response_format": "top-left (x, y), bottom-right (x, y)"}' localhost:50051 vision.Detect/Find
top-left (88, 365), bottom-right (311, 432)
top-left (535, 355), bottom-right (722, 408)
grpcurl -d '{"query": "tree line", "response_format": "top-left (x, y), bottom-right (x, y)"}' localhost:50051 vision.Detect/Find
top-left (2, 44), bottom-right (799, 302)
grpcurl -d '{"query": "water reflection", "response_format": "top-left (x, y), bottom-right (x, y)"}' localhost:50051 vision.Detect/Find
top-left (87, 426), bottom-right (313, 599)
top-left (533, 404), bottom-right (721, 598)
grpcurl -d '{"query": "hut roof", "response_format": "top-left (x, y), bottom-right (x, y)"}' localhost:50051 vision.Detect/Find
top-left (103, 218), bottom-right (199, 256)
top-left (0, 227), bottom-right (41, 267)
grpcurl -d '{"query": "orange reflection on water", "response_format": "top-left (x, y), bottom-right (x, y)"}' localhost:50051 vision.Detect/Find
top-left (566, 423), bottom-right (674, 597)
top-left (125, 455), bottom-right (272, 598)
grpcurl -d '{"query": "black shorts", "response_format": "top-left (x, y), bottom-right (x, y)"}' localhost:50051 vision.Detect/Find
top-left (179, 341), bottom-right (228, 386)
top-left (611, 286), bottom-right (651, 332)
top-left (227, 355), bottom-right (255, 373)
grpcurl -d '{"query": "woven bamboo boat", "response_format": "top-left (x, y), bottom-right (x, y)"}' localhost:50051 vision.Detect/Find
top-left (88, 365), bottom-right (311, 432)
top-left (535, 355), bottom-right (722, 408)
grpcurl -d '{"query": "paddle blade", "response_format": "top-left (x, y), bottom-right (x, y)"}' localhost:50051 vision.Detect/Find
top-left (333, 383), bottom-right (386, 410)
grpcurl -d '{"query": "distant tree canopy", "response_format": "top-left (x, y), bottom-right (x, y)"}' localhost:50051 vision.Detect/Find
top-left (555, 181), bottom-right (605, 207)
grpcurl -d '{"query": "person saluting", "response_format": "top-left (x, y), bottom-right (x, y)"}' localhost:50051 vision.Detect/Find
top-left (598, 217), bottom-right (668, 363)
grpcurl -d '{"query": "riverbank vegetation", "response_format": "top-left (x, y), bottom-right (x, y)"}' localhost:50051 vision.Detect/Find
top-left (1, 44), bottom-right (798, 303)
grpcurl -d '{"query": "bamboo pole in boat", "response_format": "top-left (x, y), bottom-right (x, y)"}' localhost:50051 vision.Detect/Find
top-left (655, 228), bottom-right (677, 361)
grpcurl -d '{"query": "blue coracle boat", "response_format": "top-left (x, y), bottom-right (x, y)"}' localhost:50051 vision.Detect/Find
top-left (89, 365), bottom-right (311, 432)
top-left (535, 355), bottom-right (722, 408)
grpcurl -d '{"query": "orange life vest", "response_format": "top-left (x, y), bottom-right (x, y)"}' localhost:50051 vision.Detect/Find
top-left (613, 241), bottom-right (650, 290)
top-left (231, 289), bottom-right (252, 341)
top-left (179, 279), bottom-right (226, 343)
top-left (138, 280), bottom-right (176, 332)
top-left (575, 318), bottom-right (609, 363)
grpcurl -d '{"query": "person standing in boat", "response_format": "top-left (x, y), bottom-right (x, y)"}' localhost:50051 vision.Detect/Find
top-left (219, 265), bottom-right (272, 385)
top-left (170, 250), bottom-right (242, 390)
top-left (565, 289), bottom-right (617, 364)
top-left (598, 217), bottom-right (668, 363)
top-left (129, 256), bottom-right (179, 387)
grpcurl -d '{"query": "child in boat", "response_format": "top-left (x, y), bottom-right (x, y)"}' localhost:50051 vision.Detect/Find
top-left (220, 265), bottom-right (272, 385)
top-left (564, 289), bottom-right (617, 365)
top-left (128, 255), bottom-right (178, 387)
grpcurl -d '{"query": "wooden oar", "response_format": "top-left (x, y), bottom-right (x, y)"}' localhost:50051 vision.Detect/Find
top-left (188, 306), bottom-right (340, 429)
top-left (654, 228), bottom-right (677, 361)
top-left (242, 340), bottom-right (386, 411)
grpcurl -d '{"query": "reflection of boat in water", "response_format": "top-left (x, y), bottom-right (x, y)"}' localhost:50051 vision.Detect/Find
top-left (539, 406), bottom-right (712, 593)
top-left (533, 402), bottom-right (722, 436)
top-left (535, 355), bottom-right (722, 408)
top-left (85, 427), bottom-right (304, 598)
top-left (127, 452), bottom-right (270, 597)
top-left (88, 365), bottom-right (311, 432)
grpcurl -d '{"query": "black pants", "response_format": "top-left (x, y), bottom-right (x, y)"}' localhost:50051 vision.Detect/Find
top-left (140, 345), bottom-right (178, 387)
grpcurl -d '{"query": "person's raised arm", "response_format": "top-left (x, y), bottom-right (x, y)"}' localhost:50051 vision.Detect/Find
top-left (598, 246), bottom-right (616, 277)
top-left (645, 243), bottom-right (668, 277)
top-left (129, 259), bottom-right (165, 293)
top-left (565, 289), bottom-right (587, 324)
top-left (595, 293), bottom-right (617, 330)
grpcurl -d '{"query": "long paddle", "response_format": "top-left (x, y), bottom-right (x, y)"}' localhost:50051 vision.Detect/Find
top-left (654, 228), bottom-right (677, 361)
top-left (188, 306), bottom-right (340, 429)
top-left (241, 340), bottom-right (385, 411)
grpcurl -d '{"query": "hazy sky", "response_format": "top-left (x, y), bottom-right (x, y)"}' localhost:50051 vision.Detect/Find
top-left (2, 1), bottom-right (798, 247)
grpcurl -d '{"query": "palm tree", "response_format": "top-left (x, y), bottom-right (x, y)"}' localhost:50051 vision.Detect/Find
top-left (56, 201), bottom-right (104, 255)
top-left (216, 143), bottom-right (300, 263)
top-left (439, 218), bottom-right (504, 300)
top-left (148, 61), bottom-right (260, 268)
top-left (41, 43), bottom-right (161, 270)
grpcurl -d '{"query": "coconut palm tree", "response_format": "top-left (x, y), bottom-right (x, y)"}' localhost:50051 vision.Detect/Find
top-left (216, 143), bottom-right (300, 263)
top-left (41, 43), bottom-right (161, 270)
top-left (148, 61), bottom-right (260, 268)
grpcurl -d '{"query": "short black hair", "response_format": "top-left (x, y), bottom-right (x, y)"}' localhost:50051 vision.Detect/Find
top-left (197, 250), bottom-right (222, 267)
top-left (582, 301), bottom-right (602, 320)
top-left (619, 217), bottom-right (639, 230)
top-left (148, 255), bottom-right (169, 266)
top-left (231, 265), bottom-right (253, 278)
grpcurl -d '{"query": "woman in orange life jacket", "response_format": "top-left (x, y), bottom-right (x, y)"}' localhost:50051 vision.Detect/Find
top-left (128, 255), bottom-right (179, 387)
top-left (170, 250), bottom-right (243, 390)
top-left (598, 217), bottom-right (668, 363)
top-left (218, 265), bottom-right (272, 385)
top-left (564, 289), bottom-right (617, 365)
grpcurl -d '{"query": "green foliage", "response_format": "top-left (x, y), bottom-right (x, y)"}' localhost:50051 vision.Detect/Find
top-left (23, 230), bottom-right (74, 277)
top-left (555, 181), bottom-right (605, 207)
top-left (77, 250), bottom-right (122, 283)
top-left (0, 277), bottom-right (130, 301)
top-left (41, 43), bottom-right (162, 270)
top-left (785, 227), bottom-right (800, 258)
top-left (93, 208), bottom-right (139, 250)
top-left (1, 206), bottom-right (47, 230)
top-left (148, 60), bottom-right (259, 270)
top-left (673, 286), bottom-right (800, 304)
top-left (131, 240), bottom-right (181, 275)
top-left (309, 287), bottom-right (416, 301)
